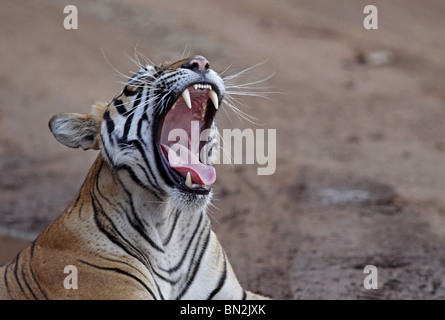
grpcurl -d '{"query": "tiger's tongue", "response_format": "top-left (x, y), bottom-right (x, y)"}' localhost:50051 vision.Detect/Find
top-left (161, 144), bottom-right (216, 186)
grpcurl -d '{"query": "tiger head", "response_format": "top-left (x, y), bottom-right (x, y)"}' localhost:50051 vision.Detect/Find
top-left (49, 56), bottom-right (224, 210)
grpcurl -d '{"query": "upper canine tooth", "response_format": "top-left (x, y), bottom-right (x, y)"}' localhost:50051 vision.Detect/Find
top-left (208, 90), bottom-right (219, 110)
top-left (182, 88), bottom-right (192, 109)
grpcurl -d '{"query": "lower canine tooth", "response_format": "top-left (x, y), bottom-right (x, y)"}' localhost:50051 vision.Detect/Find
top-left (208, 90), bottom-right (219, 110)
top-left (171, 101), bottom-right (177, 110)
top-left (185, 172), bottom-right (192, 187)
top-left (182, 88), bottom-right (192, 109)
top-left (201, 101), bottom-right (207, 120)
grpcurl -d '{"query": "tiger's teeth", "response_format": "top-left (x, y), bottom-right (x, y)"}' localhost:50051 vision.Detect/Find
top-left (193, 84), bottom-right (198, 90)
top-left (182, 88), bottom-right (192, 109)
top-left (201, 101), bottom-right (207, 120)
top-left (171, 101), bottom-right (177, 110)
top-left (185, 172), bottom-right (192, 187)
top-left (208, 90), bottom-right (219, 110)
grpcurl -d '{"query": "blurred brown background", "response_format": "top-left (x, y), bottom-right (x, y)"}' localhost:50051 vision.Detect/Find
top-left (1, 0), bottom-right (445, 299)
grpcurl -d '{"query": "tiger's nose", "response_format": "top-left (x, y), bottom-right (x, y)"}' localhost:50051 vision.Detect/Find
top-left (187, 56), bottom-right (210, 71)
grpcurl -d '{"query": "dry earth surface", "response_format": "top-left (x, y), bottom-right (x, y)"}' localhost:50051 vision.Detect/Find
top-left (2, 0), bottom-right (445, 299)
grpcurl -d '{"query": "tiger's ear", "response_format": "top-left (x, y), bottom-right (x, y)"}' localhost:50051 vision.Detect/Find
top-left (49, 102), bottom-right (107, 150)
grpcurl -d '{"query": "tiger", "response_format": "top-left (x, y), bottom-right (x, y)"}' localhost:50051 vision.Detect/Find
top-left (0, 55), bottom-right (269, 300)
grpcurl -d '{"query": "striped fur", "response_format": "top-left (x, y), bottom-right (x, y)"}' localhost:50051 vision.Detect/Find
top-left (0, 56), bottom-right (268, 300)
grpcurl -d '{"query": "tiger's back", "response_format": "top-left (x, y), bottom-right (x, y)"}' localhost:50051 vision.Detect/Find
top-left (0, 159), bottom-right (153, 300)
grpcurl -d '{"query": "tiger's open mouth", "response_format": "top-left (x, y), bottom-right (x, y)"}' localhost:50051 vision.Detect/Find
top-left (156, 83), bottom-right (220, 194)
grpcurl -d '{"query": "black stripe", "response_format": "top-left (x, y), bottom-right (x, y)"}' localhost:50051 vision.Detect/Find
top-left (92, 196), bottom-right (150, 264)
top-left (92, 194), bottom-right (168, 296)
top-left (91, 191), bottom-right (164, 287)
top-left (116, 164), bottom-right (148, 187)
top-left (176, 218), bottom-right (212, 299)
top-left (135, 163), bottom-right (163, 200)
top-left (207, 256), bottom-right (227, 300)
top-left (95, 254), bottom-right (165, 300)
top-left (93, 161), bottom-right (114, 207)
top-left (118, 87), bottom-right (144, 129)
top-left (160, 213), bottom-right (203, 273)
top-left (123, 85), bottom-right (140, 96)
top-left (29, 241), bottom-right (49, 299)
top-left (151, 113), bottom-right (174, 187)
top-left (13, 252), bottom-right (28, 299)
top-left (122, 111), bottom-right (135, 140)
top-left (150, 267), bottom-right (179, 286)
top-left (123, 195), bottom-right (165, 254)
top-left (162, 209), bottom-right (181, 246)
top-left (136, 115), bottom-right (164, 192)
top-left (99, 164), bottom-right (164, 255)
top-left (21, 263), bottom-right (38, 300)
top-left (4, 262), bottom-right (12, 298)
top-left (111, 139), bottom-right (165, 201)
top-left (114, 99), bottom-right (127, 115)
top-left (78, 260), bottom-right (157, 299)
top-left (96, 255), bottom-right (150, 284)
top-left (104, 109), bottom-right (115, 146)
top-left (133, 136), bottom-right (163, 196)
top-left (115, 163), bottom-right (163, 202)
top-left (67, 193), bottom-right (81, 216)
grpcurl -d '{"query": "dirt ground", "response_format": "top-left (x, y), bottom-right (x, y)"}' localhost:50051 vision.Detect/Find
top-left (2, 0), bottom-right (445, 300)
